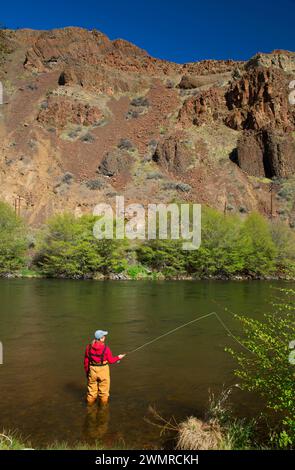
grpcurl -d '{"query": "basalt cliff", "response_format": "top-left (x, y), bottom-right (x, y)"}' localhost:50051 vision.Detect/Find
top-left (0, 27), bottom-right (295, 225)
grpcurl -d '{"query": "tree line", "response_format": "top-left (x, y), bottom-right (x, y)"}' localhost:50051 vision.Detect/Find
top-left (0, 201), bottom-right (295, 279)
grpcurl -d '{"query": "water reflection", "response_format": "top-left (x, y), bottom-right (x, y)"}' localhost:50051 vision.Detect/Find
top-left (84, 403), bottom-right (110, 442)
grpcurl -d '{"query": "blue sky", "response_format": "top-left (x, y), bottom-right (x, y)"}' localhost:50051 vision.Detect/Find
top-left (1, 0), bottom-right (295, 63)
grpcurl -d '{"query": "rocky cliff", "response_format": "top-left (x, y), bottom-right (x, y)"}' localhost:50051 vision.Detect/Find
top-left (0, 27), bottom-right (294, 225)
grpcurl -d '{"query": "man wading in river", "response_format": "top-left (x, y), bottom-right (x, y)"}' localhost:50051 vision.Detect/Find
top-left (84, 330), bottom-right (126, 405)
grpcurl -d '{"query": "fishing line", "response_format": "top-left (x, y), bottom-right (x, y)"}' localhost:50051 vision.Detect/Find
top-left (127, 311), bottom-right (253, 355)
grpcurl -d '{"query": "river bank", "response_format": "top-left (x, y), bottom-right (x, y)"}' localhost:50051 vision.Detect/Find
top-left (1, 270), bottom-right (295, 281)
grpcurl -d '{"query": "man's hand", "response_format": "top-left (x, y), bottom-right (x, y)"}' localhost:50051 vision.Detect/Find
top-left (118, 354), bottom-right (126, 360)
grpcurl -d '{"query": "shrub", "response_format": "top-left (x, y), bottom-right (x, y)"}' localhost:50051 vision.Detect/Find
top-left (227, 289), bottom-right (295, 448)
top-left (146, 172), bottom-right (164, 180)
top-left (270, 221), bottom-right (295, 275)
top-left (80, 133), bottom-right (95, 143)
top-left (162, 182), bottom-right (192, 192)
top-left (126, 264), bottom-right (151, 280)
top-left (85, 179), bottom-right (104, 190)
top-left (176, 182), bottom-right (192, 192)
top-left (137, 239), bottom-right (187, 277)
top-left (117, 139), bottom-right (135, 151)
top-left (137, 208), bottom-right (282, 278)
top-left (61, 172), bottom-right (74, 184)
top-left (125, 110), bottom-right (140, 120)
top-left (240, 212), bottom-right (277, 276)
top-left (0, 202), bottom-right (27, 274)
top-left (186, 207), bottom-right (245, 277)
top-left (165, 389), bottom-right (255, 450)
top-left (35, 214), bottom-right (127, 278)
top-left (130, 96), bottom-right (149, 107)
top-left (177, 417), bottom-right (222, 450)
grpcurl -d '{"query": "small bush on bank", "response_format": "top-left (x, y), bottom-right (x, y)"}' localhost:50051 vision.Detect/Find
top-left (177, 389), bottom-right (257, 450)
top-left (0, 201), bottom-right (27, 275)
top-left (177, 417), bottom-right (222, 450)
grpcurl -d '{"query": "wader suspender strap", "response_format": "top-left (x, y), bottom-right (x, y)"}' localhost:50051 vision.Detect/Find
top-left (88, 343), bottom-right (107, 365)
top-left (101, 344), bottom-right (107, 364)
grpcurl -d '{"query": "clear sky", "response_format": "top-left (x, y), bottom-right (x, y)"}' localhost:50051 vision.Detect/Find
top-left (1, 0), bottom-right (295, 63)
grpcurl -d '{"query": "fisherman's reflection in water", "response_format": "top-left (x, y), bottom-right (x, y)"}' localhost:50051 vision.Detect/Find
top-left (84, 402), bottom-right (110, 441)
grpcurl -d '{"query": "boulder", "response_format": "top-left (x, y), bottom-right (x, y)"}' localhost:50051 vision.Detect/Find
top-left (98, 150), bottom-right (132, 177)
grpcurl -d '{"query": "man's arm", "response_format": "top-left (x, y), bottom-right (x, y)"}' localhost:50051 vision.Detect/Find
top-left (105, 346), bottom-right (121, 364)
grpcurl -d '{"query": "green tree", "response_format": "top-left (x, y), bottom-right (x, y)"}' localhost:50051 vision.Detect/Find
top-left (137, 239), bottom-right (187, 278)
top-left (270, 221), bottom-right (295, 276)
top-left (137, 208), bottom-right (281, 279)
top-left (240, 212), bottom-right (277, 276)
top-left (36, 213), bottom-right (127, 278)
top-left (227, 289), bottom-right (295, 448)
top-left (186, 207), bottom-right (245, 276)
top-left (0, 201), bottom-right (27, 274)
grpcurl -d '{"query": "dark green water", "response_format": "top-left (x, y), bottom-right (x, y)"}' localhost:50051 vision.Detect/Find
top-left (0, 279), bottom-right (292, 448)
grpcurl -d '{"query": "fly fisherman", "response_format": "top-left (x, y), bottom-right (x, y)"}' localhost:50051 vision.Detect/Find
top-left (84, 330), bottom-right (126, 405)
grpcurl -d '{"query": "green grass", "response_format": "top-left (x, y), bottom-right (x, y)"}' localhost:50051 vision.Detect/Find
top-left (0, 432), bottom-right (32, 450)
top-left (126, 264), bottom-right (165, 280)
top-left (206, 389), bottom-right (258, 450)
top-left (18, 268), bottom-right (43, 278)
top-left (0, 431), bottom-right (127, 450)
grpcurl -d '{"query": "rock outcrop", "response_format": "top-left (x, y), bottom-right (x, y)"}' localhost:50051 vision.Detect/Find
top-left (152, 134), bottom-right (195, 173)
top-left (37, 96), bottom-right (104, 128)
top-left (178, 87), bottom-right (227, 126)
top-left (225, 67), bottom-right (295, 131)
top-left (98, 150), bottom-right (133, 177)
top-left (237, 128), bottom-right (295, 178)
top-left (245, 50), bottom-right (295, 73)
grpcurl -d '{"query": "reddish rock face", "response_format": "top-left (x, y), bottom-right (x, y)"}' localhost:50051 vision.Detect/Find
top-left (237, 131), bottom-right (266, 177)
top-left (37, 96), bottom-right (104, 128)
top-left (152, 134), bottom-right (195, 173)
top-left (23, 27), bottom-right (113, 72)
top-left (57, 64), bottom-right (149, 94)
top-left (225, 67), bottom-right (295, 131)
top-left (179, 66), bottom-right (295, 132)
top-left (237, 128), bottom-right (295, 178)
top-left (178, 87), bottom-right (227, 126)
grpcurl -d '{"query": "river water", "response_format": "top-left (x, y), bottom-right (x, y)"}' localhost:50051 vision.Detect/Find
top-left (0, 279), bottom-right (291, 448)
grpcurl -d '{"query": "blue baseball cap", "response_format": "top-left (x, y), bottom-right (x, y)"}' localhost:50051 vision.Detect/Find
top-left (94, 330), bottom-right (108, 340)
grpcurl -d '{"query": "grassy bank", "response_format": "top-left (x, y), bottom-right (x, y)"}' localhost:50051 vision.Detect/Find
top-left (0, 431), bottom-right (127, 450)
